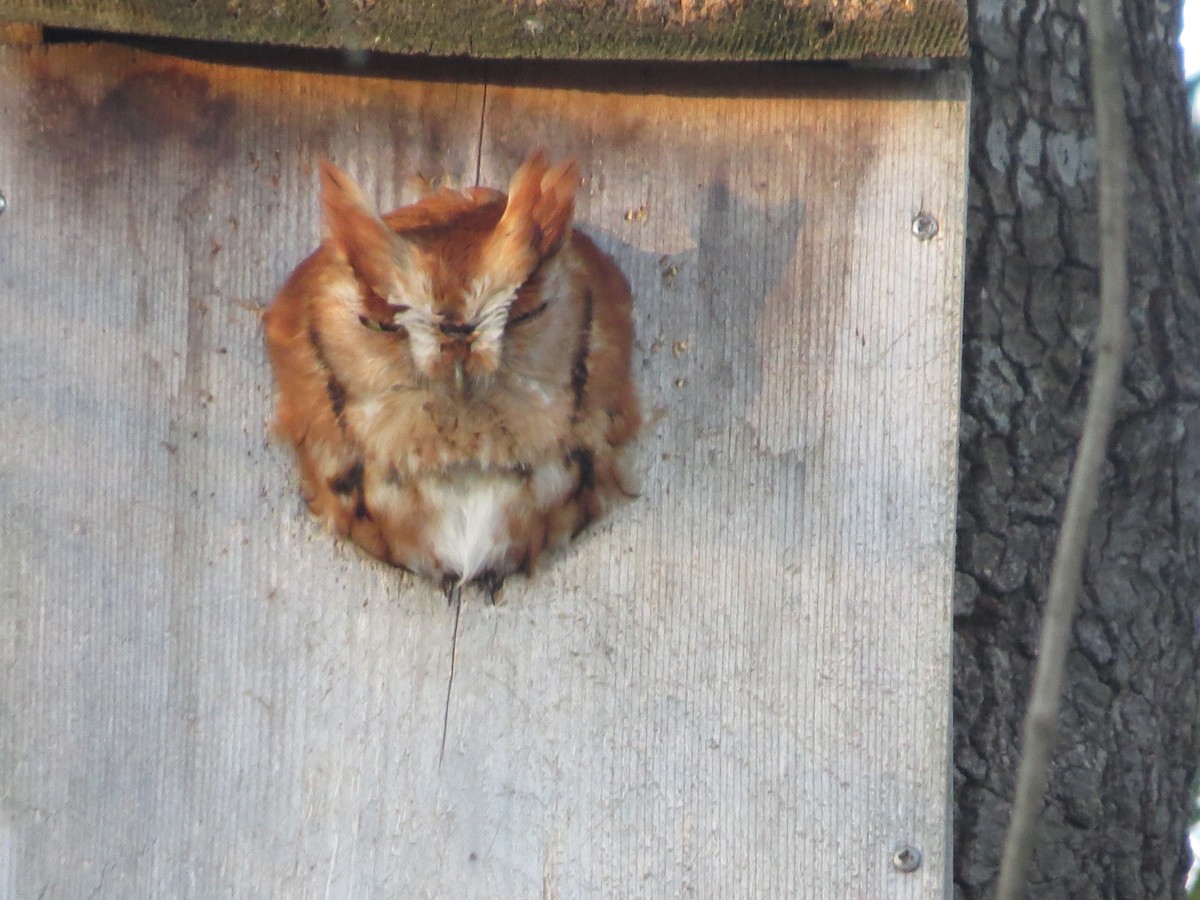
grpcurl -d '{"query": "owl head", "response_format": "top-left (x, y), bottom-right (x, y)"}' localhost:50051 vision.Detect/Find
top-left (318, 150), bottom-right (580, 394)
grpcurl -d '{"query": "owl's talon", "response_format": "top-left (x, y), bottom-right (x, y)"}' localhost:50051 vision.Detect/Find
top-left (475, 572), bottom-right (505, 605)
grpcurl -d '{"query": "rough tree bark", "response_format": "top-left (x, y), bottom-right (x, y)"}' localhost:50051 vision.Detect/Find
top-left (955, 0), bottom-right (1200, 897)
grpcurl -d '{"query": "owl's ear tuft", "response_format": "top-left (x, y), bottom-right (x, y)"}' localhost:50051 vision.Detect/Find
top-left (466, 152), bottom-right (579, 358)
top-left (319, 159), bottom-right (411, 300)
top-left (504, 149), bottom-right (579, 258)
top-left (481, 150), bottom-right (580, 290)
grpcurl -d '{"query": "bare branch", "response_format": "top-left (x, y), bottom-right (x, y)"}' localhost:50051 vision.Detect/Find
top-left (994, 0), bottom-right (1131, 896)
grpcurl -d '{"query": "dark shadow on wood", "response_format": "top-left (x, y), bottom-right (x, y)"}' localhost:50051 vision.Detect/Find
top-left (43, 26), bottom-right (961, 103)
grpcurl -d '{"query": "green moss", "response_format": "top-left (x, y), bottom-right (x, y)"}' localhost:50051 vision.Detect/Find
top-left (0, 0), bottom-right (966, 61)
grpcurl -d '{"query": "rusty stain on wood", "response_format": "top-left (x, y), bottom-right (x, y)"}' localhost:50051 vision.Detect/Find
top-left (0, 43), bottom-right (967, 896)
top-left (0, 21), bottom-right (40, 44)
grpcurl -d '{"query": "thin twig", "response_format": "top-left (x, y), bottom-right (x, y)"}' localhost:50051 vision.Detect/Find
top-left (994, 0), bottom-right (1130, 897)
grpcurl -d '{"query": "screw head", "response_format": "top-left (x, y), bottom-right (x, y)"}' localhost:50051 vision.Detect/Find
top-left (0, 191), bottom-right (7, 216)
top-left (911, 211), bottom-right (938, 241)
top-left (892, 843), bottom-right (922, 873)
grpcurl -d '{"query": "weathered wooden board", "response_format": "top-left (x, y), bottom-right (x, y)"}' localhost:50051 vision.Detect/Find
top-left (0, 0), bottom-right (968, 62)
top-left (0, 44), bottom-right (966, 897)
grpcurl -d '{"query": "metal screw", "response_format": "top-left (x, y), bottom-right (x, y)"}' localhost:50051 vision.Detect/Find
top-left (892, 844), bottom-right (922, 873)
top-left (0, 191), bottom-right (7, 216)
top-left (911, 211), bottom-right (938, 241)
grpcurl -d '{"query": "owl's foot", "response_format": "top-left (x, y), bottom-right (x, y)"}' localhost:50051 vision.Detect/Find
top-left (474, 571), bottom-right (505, 606)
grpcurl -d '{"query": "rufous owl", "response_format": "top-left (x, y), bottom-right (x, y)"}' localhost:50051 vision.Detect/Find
top-left (264, 150), bottom-right (641, 598)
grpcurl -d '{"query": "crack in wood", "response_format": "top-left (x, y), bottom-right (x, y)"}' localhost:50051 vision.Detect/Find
top-left (474, 77), bottom-right (488, 187)
top-left (439, 585), bottom-right (463, 768)
top-left (436, 65), bottom-right (487, 773)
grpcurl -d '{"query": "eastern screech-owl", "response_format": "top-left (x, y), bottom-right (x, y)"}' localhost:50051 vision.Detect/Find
top-left (264, 150), bottom-right (641, 597)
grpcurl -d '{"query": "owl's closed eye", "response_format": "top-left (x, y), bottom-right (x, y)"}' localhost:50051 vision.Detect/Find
top-left (264, 149), bottom-right (641, 597)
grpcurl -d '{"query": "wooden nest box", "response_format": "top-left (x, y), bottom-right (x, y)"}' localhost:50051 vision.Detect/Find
top-left (0, 1), bottom-right (967, 896)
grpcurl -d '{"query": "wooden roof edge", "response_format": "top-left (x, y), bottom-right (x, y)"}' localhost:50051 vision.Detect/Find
top-left (0, 0), bottom-right (967, 62)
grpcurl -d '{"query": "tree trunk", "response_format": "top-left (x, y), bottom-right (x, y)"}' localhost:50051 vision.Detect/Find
top-left (955, 0), bottom-right (1200, 896)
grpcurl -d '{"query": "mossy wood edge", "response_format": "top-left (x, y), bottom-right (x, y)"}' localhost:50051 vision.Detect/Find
top-left (0, 0), bottom-right (966, 60)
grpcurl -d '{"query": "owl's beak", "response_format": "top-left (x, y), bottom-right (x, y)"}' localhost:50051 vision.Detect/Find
top-left (453, 360), bottom-right (465, 396)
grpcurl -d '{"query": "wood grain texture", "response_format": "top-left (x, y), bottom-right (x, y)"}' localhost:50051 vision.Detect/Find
top-left (0, 44), bottom-right (966, 897)
top-left (0, 0), bottom-right (967, 62)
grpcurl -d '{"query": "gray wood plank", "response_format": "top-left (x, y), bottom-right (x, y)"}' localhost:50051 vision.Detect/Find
top-left (0, 44), bottom-right (966, 898)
